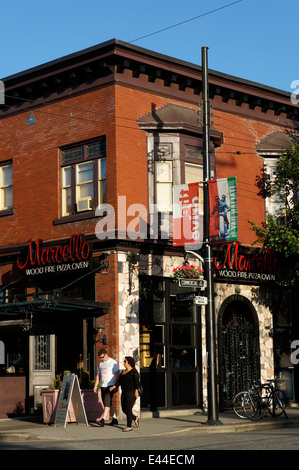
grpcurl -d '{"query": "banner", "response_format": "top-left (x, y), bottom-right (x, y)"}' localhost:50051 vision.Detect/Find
top-left (173, 182), bottom-right (203, 248)
top-left (209, 177), bottom-right (238, 242)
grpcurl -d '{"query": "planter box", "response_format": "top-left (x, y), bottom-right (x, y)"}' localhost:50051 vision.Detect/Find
top-left (41, 390), bottom-right (76, 424)
top-left (41, 389), bottom-right (103, 424)
top-left (81, 389), bottom-right (103, 422)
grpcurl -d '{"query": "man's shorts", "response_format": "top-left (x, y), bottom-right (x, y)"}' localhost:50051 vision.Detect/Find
top-left (101, 387), bottom-right (116, 407)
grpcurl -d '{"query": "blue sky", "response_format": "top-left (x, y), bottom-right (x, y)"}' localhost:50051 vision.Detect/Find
top-left (0, 0), bottom-right (298, 93)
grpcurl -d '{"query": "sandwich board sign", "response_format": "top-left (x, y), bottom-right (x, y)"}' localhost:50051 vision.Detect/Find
top-left (54, 374), bottom-right (88, 427)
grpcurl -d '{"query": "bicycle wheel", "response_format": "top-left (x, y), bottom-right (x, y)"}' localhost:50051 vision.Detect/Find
top-left (243, 393), bottom-right (263, 421)
top-left (272, 389), bottom-right (288, 418)
top-left (232, 392), bottom-right (250, 419)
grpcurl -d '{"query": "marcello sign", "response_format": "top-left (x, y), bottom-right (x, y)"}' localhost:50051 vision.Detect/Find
top-left (214, 243), bottom-right (280, 282)
top-left (16, 234), bottom-right (91, 276)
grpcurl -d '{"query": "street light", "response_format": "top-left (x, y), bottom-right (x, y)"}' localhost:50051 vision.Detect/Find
top-left (202, 46), bottom-right (222, 426)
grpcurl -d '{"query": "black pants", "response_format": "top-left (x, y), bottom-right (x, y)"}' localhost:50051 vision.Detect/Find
top-left (121, 391), bottom-right (136, 427)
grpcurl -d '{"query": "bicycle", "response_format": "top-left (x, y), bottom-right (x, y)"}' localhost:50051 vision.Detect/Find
top-left (233, 380), bottom-right (288, 421)
top-left (232, 381), bottom-right (267, 419)
top-left (232, 382), bottom-right (258, 419)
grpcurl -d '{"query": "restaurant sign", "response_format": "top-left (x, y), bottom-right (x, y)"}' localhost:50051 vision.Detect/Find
top-left (16, 234), bottom-right (91, 276)
top-left (214, 243), bottom-right (280, 282)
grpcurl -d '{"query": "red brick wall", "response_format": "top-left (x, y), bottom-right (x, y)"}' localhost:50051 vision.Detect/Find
top-left (0, 86), bottom-right (117, 246)
top-left (0, 81), bottom-right (288, 249)
top-left (113, 84), bottom-right (286, 246)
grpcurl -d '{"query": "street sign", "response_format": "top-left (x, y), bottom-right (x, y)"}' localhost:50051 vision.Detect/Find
top-left (179, 278), bottom-right (207, 288)
top-left (193, 296), bottom-right (208, 305)
top-left (176, 291), bottom-right (197, 301)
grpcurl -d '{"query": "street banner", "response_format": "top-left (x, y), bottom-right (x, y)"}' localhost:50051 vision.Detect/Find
top-left (173, 182), bottom-right (203, 248)
top-left (209, 177), bottom-right (238, 242)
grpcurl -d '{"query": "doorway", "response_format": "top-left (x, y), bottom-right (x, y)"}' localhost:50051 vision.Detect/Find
top-left (218, 295), bottom-right (260, 408)
top-left (139, 276), bottom-right (202, 410)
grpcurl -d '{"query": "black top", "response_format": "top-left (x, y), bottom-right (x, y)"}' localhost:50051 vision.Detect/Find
top-left (118, 368), bottom-right (139, 394)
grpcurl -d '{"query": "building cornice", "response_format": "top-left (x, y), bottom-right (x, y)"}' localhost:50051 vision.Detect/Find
top-left (0, 39), bottom-right (298, 126)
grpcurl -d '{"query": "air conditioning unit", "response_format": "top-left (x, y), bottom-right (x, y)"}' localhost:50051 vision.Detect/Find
top-left (77, 197), bottom-right (93, 212)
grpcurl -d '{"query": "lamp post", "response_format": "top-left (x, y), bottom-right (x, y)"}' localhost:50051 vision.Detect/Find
top-left (202, 46), bottom-right (222, 425)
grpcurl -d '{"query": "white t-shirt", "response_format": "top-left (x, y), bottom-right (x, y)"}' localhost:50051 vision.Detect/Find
top-left (98, 358), bottom-right (119, 387)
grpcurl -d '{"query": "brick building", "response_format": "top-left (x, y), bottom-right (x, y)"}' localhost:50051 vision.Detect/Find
top-left (0, 39), bottom-right (298, 417)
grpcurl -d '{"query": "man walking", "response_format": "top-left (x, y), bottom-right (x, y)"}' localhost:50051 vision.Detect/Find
top-left (93, 349), bottom-right (120, 426)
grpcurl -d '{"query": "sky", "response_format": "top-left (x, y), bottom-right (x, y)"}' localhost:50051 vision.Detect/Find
top-left (0, 0), bottom-right (298, 94)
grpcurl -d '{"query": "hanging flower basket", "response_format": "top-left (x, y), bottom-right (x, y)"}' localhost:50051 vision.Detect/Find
top-left (173, 264), bottom-right (204, 280)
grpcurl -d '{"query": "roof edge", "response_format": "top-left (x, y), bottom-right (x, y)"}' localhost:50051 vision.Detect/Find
top-left (1, 38), bottom-right (293, 99)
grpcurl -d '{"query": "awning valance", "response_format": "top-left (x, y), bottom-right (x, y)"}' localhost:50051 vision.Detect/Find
top-left (0, 298), bottom-right (109, 316)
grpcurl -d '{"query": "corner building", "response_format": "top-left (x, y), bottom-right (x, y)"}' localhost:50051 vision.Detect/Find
top-left (0, 40), bottom-right (298, 417)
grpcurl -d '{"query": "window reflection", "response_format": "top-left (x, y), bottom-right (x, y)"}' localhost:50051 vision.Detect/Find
top-left (170, 298), bottom-right (194, 322)
top-left (139, 277), bottom-right (165, 323)
top-left (140, 324), bottom-right (164, 368)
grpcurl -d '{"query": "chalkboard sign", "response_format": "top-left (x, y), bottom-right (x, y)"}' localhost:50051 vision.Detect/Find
top-left (54, 374), bottom-right (88, 428)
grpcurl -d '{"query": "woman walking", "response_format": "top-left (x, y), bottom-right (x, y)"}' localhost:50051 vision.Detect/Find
top-left (110, 356), bottom-right (140, 432)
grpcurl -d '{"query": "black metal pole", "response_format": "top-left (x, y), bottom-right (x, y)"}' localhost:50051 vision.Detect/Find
top-left (202, 46), bottom-right (222, 425)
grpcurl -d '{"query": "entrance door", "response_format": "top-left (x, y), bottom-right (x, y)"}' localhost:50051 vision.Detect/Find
top-left (220, 298), bottom-right (260, 407)
top-left (29, 332), bottom-right (56, 411)
top-left (140, 277), bottom-right (202, 409)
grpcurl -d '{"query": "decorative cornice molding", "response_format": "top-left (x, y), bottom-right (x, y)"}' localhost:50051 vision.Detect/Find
top-left (0, 39), bottom-right (298, 125)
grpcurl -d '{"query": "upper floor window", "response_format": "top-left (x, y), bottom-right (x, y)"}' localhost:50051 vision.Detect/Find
top-left (60, 137), bottom-right (106, 218)
top-left (155, 160), bottom-right (173, 212)
top-left (264, 158), bottom-right (287, 226)
top-left (0, 163), bottom-right (12, 211)
top-left (139, 104), bottom-right (221, 217)
top-left (152, 138), bottom-right (205, 213)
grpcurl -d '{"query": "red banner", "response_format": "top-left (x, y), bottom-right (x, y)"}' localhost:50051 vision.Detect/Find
top-left (173, 183), bottom-right (203, 248)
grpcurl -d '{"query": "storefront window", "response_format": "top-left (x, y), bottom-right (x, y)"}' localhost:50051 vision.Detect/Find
top-left (139, 277), bottom-right (165, 323)
top-left (171, 371), bottom-right (197, 405)
top-left (0, 330), bottom-right (26, 374)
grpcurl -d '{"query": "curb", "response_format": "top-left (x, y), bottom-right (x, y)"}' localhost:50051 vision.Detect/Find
top-left (168, 419), bottom-right (299, 436)
top-left (0, 419), bottom-right (298, 442)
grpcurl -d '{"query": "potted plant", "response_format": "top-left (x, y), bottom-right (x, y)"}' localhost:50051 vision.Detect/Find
top-left (173, 263), bottom-right (204, 279)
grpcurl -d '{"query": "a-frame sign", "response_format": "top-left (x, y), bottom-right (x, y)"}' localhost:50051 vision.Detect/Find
top-left (54, 374), bottom-right (88, 428)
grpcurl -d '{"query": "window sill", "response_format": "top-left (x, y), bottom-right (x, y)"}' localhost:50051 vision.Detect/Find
top-left (53, 210), bottom-right (96, 225)
top-left (0, 208), bottom-right (14, 217)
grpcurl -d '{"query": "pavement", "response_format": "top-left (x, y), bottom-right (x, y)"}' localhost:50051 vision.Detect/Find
top-left (0, 407), bottom-right (299, 443)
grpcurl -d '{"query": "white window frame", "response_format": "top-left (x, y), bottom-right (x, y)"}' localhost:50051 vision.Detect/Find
top-left (264, 158), bottom-right (287, 225)
top-left (0, 163), bottom-right (13, 211)
top-left (60, 138), bottom-right (106, 218)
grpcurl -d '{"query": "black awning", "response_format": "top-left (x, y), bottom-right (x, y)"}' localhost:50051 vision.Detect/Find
top-left (0, 298), bottom-right (109, 316)
top-left (0, 256), bottom-right (110, 318)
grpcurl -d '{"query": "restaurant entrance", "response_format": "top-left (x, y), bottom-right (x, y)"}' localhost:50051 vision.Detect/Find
top-left (139, 276), bottom-right (202, 410)
top-left (218, 295), bottom-right (260, 408)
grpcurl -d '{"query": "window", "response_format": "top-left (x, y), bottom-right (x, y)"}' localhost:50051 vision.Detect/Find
top-left (185, 162), bottom-right (203, 184)
top-left (0, 163), bottom-right (12, 211)
top-left (155, 161), bottom-right (173, 212)
top-left (34, 335), bottom-right (50, 371)
top-left (60, 137), bottom-right (106, 218)
top-left (264, 158), bottom-right (287, 225)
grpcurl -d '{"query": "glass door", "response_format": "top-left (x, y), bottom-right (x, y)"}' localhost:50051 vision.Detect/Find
top-left (168, 283), bottom-right (199, 406)
top-left (140, 276), bottom-right (202, 409)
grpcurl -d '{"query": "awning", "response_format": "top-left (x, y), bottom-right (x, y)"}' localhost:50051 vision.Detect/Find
top-left (0, 298), bottom-right (110, 316)
top-left (0, 257), bottom-right (110, 319)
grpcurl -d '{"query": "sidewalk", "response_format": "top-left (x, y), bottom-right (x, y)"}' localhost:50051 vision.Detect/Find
top-left (1, 407), bottom-right (299, 443)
